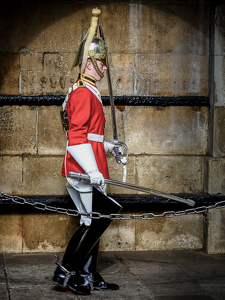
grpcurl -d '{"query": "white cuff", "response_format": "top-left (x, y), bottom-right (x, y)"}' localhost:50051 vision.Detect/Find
top-left (67, 143), bottom-right (98, 174)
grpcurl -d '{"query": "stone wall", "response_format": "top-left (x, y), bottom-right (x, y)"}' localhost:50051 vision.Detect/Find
top-left (0, 0), bottom-right (224, 254)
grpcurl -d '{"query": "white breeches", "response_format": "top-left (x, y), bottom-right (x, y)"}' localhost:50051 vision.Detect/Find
top-left (66, 177), bottom-right (93, 226)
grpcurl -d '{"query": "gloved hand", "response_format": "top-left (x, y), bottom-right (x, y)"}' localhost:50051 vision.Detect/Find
top-left (104, 141), bottom-right (123, 156)
top-left (87, 169), bottom-right (106, 193)
top-left (67, 144), bottom-right (106, 192)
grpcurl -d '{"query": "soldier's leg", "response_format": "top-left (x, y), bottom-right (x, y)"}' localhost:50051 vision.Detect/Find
top-left (53, 187), bottom-right (121, 294)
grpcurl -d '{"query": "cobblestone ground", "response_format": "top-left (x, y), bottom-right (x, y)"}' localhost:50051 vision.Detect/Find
top-left (1, 250), bottom-right (225, 300)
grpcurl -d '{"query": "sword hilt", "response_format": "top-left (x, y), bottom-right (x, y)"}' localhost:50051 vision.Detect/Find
top-left (114, 146), bottom-right (121, 164)
top-left (113, 141), bottom-right (128, 165)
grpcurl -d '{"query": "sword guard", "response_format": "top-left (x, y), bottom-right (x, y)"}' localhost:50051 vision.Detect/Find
top-left (114, 141), bottom-right (128, 165)
top-left (114, 146), bottom-right (121, 164)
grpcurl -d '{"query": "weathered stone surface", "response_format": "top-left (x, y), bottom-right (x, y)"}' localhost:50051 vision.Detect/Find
top-left (136, 155), bottom-right (204, 194)
top-left (103, 106), bottom-right (125, 143)
top-left (135, 213), bottom-right (203, 250)
top-left (19, 52), bottom-right (43, 72)
top-left (0, 53), bottom-right (19, 95)
top-left (92, 3), bottom-right (208, 55)
top-left (206, 208), bottom-right (225, 254)
top-left (96, 76), bottom-right (108, 96)
top-left (214, 55), bottom-right (225, 106)
top-left (215, 5), bottom-right (225, 56)
top-left (0, 106), bottom-right (37, 155)
top-left (208, 158), bottom-right (225, 195)
top-left (20, 53), bottom-right (78, 95)
top-left (0, 210), bottom-right (204, 253)
top-left (111, 54), bottom-right (135, 69)
top-left (0, 2), bottom-right (83, 53)
top-left (100, 219), bottom-right (136, 251)
top-left (98, 68), bottom-right (134, 96)
top-left (136, 54), bottom-right (208, 96)
top-left (125, 106), bottom-right (208, 155)
top-left (214, 107), bottom-right (225, 156)
top-left (22, 156), bottom-right (67, 195)
top-left (212, 5), bottom-right (225, 106)
top-left (0, 156), bottom-right (23, 195)
top-left (0, 215), bottom-right (22, 253)
top-left (22, 214), bottom-right (78, 253)
top-left (106, 156), bottom-right (136, 195)
top-left (38, 106), bottom-right (67, 155)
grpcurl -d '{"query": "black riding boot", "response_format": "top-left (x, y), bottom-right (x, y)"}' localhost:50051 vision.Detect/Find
top-left (53, 223), bottom-right (91, 295)
top-left (81, 240), bottom-right (119, 291)
top-left (53, 187), bottom-right (122, 295)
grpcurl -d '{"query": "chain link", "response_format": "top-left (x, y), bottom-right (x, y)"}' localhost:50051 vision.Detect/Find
top-left (1, 191), bottom-right (225, 220)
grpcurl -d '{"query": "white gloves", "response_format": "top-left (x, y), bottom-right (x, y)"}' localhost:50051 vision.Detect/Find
top-left (104, 141), bottom-right (123, 156)
top-left (87, 170), bottom-right (106, 193)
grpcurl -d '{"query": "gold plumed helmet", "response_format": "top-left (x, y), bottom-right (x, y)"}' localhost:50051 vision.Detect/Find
top-left (72, 8), bottom-right (108, 78)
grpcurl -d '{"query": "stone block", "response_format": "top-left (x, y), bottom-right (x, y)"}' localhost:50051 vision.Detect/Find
top-left (103, 106), bottom-right (125, 143)
top-left (111, 54), bottom-right (135, 69)
top-left (214, 55), bottom-right (225, 106)
top-left (206, 208), bottom-right (225, 254)
top-left (0, 53), bottom-right (19, 95)
top-left (19, 52), bottom-right (43, 71)
top-left (93, 3), bottom-right (208, 55)
top-left (96, 76), bottom-right (108, 96)
top-left (136, 155), bottom-right (204, 194)
top-left (20, 53), bottom-right (78, 95)
top-left (136, 54), bottom-right (208, 96)
top-left (0, 2), bottom-right (83, 53)
top-left (0, 156), bottom-right (22, 195)
top-left (22, 156), bottom-right (67, 195)
top-left (0, 214), bottom-right (22, 253)
top-left (22, 214), bottom-right (78, 253)
top-left (208, 158), bottom-right (225, 195)
top-left (0, 106), bottom-right (37, 155)
top-left (135, 213), bottom-right (203, 250)
top-left (98, 69), bottom-right (134, 96)
top-left (215, 5), bottom-right (225, 55)
top-left (125, 106), bottom-right (208, 155)
top-left (38, 106), bottom-right (67, 155)
top-left (111, 68), bottom-right (135, 96)
top-left (214, 107), bottom-right (225, 156)
top-left (100, 218), bottom-right (136, 251)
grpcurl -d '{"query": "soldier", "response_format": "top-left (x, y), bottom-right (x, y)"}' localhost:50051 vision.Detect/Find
top-left (53, 8), bottom-right (122, 295)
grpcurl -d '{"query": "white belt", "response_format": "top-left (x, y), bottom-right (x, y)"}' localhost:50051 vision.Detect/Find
top-left (87, 133), bottom-right (104, 143)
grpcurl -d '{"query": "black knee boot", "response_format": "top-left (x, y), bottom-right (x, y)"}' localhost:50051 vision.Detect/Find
top-left (53, 187), bottom-right (122, 295)
top-left (53, 224), bottom-right (91, 295)
top-left (81, 240), bottom-right (119, 291)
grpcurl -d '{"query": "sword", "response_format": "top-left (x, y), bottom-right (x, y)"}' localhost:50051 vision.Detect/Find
top-left (69, 171), bottom-right (195, 207)
top-left (99, 25), bottom-right (128, 165)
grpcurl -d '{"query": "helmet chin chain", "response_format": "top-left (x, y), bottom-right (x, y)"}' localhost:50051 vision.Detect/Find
top-left (89, 53), bottom-right (104, 79)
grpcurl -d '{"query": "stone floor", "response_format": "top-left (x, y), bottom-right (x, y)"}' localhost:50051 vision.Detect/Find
top-left (1, 250), bottom-right (225, 300)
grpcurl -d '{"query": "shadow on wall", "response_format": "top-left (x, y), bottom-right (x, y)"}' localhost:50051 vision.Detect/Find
top-left (0, 0), bottom-right (210, 94)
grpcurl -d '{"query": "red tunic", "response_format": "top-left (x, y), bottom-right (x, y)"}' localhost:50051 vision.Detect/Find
top-left (62, 79), bottom-right (109, 179)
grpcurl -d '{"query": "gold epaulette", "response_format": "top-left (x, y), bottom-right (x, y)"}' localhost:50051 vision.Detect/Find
top-left (77, 80), bottom-right (86, 88)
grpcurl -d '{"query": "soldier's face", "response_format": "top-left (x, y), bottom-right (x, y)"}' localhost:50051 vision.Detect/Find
top-left (85, 59), bottom-right (108, 81)
top-left (97, 60), bottom-right (108, 74)
top-left (93, 60), bottom-right (108, 81)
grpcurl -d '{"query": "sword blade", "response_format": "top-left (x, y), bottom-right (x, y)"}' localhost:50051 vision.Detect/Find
top-left (107, 65), bottom-right (118, 142)
top-left (69, 171), bottom-right (195, 207)
top-left (99, 25), bottom-right (121, 163)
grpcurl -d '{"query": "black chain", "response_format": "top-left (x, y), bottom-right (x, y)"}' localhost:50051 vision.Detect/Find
top-left (1, 192), bottom-right (225, 220)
